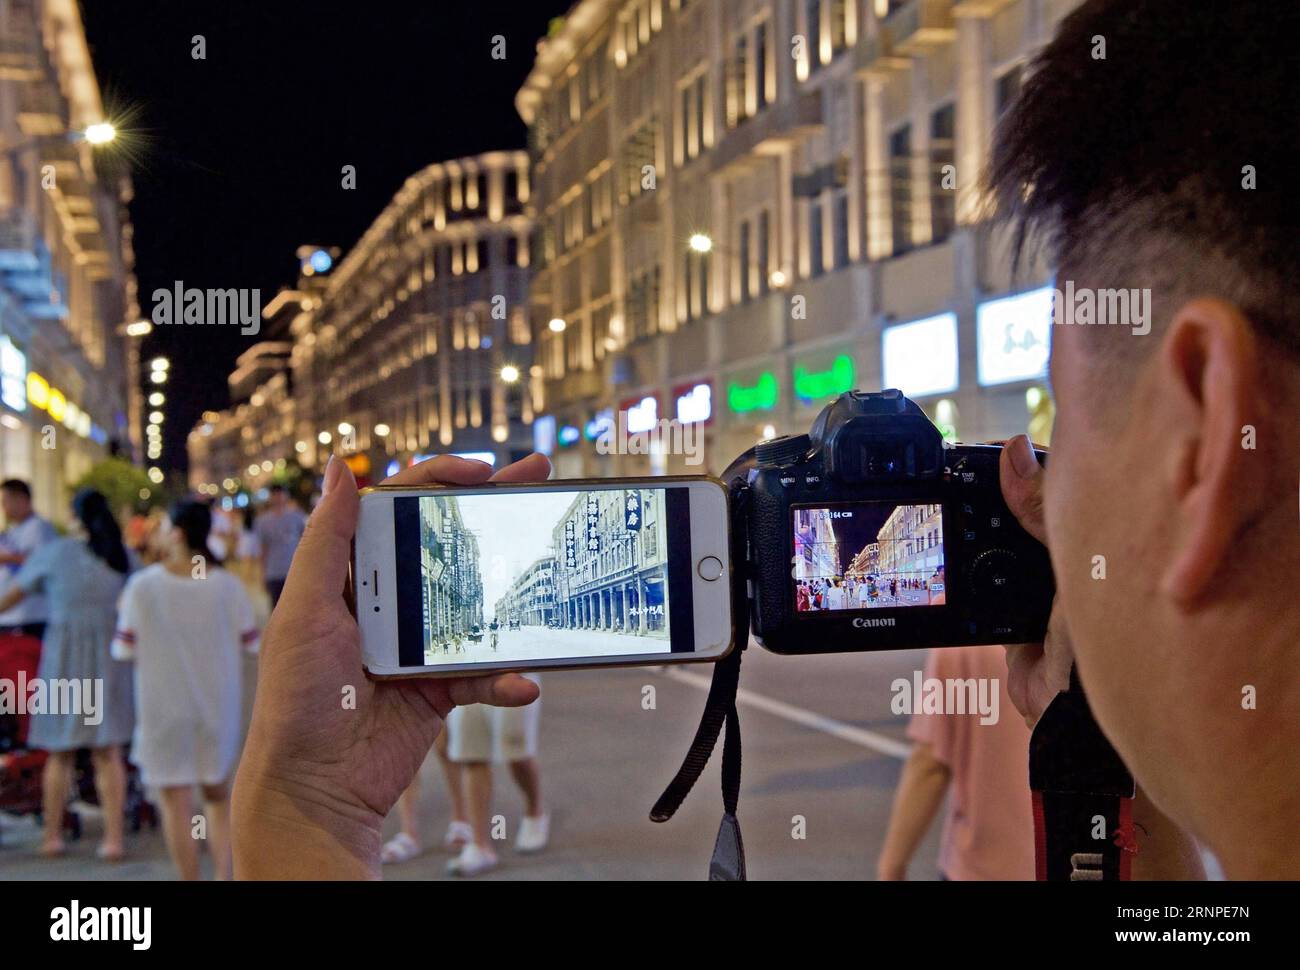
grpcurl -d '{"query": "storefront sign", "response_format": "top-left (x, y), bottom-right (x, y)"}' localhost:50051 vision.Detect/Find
top-left (727, 371), bottom-right (778, 412)
top-left (620, 396), bottom-right (658, 434)
top-left (674, 382), bottom-right (713, 425)
top-left (624, 491), bottom-right (642, 531)
top-left (558, 424), bottom-right (580, 447)
top-left (882, 313), bottom-right (959, 398)
top-left (794, 354), bottom-right (855, 403)
top-left (533, 415), bottom-right (556, 455)
top-left (976, 286), bottom-right (1052, 386)
top-left (0, 337), bottom-right (26, 413)
top-left (585, 408), bottom-right (613, 442)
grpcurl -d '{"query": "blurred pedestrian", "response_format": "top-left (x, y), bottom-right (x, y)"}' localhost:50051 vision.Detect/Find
top-left (254, 484), bottom-right (306, 609)
top-left (877, 646), bottom-right (1033, 880)
top-left (0, 489), bottom-right (134, 860)
top-left (379, 731), bottom-right (472, 865)
top-left (112, 500), bottom-right (259, 880)
top-left (445, 676), bottom-right (548, 876)
top-left (0, 479), bottom-right (57, 639)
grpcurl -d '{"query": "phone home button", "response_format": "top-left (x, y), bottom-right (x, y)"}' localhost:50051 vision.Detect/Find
top-left (697, 556), bottom-right (724, 582)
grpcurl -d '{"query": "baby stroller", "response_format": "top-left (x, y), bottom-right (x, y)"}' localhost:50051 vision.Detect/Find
top-left (0, 633), bottom-right (157, 846)
top-left (0, 632), bottom-right (80, 846)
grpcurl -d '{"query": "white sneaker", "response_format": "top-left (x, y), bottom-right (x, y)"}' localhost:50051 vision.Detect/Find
top-left (445, 843), bottom-right (498, 877)
top-left (515, 813), bottom-right (550, 854)
top-left (442, 820), bottom-right (473, 850)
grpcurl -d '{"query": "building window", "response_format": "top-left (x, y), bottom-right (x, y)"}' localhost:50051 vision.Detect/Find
top-left (726, 33), bottom-right (751, 128)
top-left (809, 199), bottom-right (824, 278)
top-left (889, 124), bottom-right (912, 256)
top-left (930, 103), bottom-right (956, 245)
top-left (995, 64), bottom-right (1024, 120)
top-left (683, 250), bottom-right (710, 322)
top-left (757, 210), bottom-right (771, 295)
top-left (680, 74), bottom-right (708, 162)
top-left (806, 0), bottom-right (823, 75)
top-left (832, 192), bottom-right (850, 269)
top-left (738, 219), bottom-right (753, 302)
top-left (755, 22), bottom-right (770, 110)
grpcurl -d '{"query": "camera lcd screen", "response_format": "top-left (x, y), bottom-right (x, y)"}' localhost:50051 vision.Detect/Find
top-left (791, 503), bottom-right (946, 612)
top-left (392, 487), bottom-right (696, 666)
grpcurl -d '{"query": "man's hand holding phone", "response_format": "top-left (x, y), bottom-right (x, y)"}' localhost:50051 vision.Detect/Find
top-left (231, 452), bottom-right (549, 880)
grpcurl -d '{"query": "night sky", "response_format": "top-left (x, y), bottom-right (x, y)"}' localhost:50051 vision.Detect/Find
top-left (79, 0), bottom-right (568, 471)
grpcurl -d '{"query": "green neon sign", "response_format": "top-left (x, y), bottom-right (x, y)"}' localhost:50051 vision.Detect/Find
top-left (794, 354), bottom-right (855, 402)
top-left (727, 371), bottom-right (778, 412)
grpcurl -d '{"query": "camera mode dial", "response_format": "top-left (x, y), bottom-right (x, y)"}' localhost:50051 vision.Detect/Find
top-left (755, 433), bottom-right (811, 468)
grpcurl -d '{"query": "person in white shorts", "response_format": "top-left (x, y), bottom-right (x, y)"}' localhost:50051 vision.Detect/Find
top-left (445, 672), bottom-right (547, 876)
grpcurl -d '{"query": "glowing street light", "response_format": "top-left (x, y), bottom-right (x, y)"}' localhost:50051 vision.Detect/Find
top-left (125, 320), bottom-right (152, 337)
top-left (150, 357), bottom-right (169, 371)
top-left (318, 431), bottom-right (332, 445)
top-left (548, 317), bottom-right (567, 333)
top-left (374, 423), bottom-right (390, 437)
top-left (499, 365), bottom-right (520, 384)
top-left (148, 392), bottom-right (165, 406)
top-left (688, 233), bottom-right (714, 254)
top-left (84, 122), bottom-right (116, 146)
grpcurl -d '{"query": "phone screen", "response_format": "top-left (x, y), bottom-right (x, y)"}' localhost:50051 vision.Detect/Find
top-left (392, 486), bottom-right (697, 667)
top-left (791, 502), bottom-right (946, 612)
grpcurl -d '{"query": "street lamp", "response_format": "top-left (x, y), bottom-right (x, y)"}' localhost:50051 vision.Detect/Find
top-left (688, 233), bottom-right (714, 254)
top-left (374, 423), bottom-right (390, 437)
top-left (83, 122), bottom-right (117, 146)
top-left (548, 317), bottom-right (567, 333)
top-left (500, 365), bottom-right (521, 384)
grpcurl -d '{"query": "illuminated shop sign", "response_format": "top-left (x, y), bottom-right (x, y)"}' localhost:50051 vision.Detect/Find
top-left (976, 287), bottom-right (1053, 386)
top-left (558, 424), bottom-right (581, 447)
top-left (533, 415), bottom-right (557, 455)
top-left (620, 395), bottom-right (658, 434)
top-left (584, 408), bottom-right (613, 442)
top-left (727, 371), bottom-right (778, 413)
top-left (882, 313), bottom-right (959, 398)
top-left (794, 354), bottom-right (855, 403)
top-left (674, 382), bottom-right (713, 425)
top-left (0, 336), bottom-right (26, 412)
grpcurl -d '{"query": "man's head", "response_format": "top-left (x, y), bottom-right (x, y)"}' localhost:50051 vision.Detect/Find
top-left (990, 0), bottom-right (1300, 869)
top-left (1, 480), bottom-right (33, 523)
top-left (268, 484), bottom-right (288, 510)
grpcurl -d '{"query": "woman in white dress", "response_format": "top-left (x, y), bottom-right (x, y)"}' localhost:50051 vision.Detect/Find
top-left (112, 499), bottom-right (259, 880)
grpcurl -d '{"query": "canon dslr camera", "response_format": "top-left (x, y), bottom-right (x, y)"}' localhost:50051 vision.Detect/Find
top-left (743, 389), bottom-right (1053, 654)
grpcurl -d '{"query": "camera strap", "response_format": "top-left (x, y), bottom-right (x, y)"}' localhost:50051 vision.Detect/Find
top-left (1029, 667), bottom-right (1136, 880)
top-left (649, 478), bottom-right (751, 880)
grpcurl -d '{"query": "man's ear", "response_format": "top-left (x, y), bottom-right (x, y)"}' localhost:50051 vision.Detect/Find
top-left (1157, 297), bottom-right (1266, 606)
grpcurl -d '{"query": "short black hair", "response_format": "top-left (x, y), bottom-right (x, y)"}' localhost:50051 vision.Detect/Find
top-left (989, 0), bottom-right (1300, 361)
top-left (268, 484), bottom-right (287, 494)
top-left (1, 479), bottom-right (31, 499)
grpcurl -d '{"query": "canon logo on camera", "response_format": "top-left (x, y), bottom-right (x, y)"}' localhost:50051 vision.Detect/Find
top-left (852, 617), bottom-right (896, 629)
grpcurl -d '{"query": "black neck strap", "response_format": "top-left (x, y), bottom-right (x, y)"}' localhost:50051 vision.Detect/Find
top-left (649, 477), bottom-right (751, 880)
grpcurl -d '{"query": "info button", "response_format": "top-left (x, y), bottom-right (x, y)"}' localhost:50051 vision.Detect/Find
top-left (697, 556), bottom-right (724, 582)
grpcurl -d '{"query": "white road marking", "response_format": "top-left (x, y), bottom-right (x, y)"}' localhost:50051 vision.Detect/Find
top-left (659, 667), bottom-right (912, 761)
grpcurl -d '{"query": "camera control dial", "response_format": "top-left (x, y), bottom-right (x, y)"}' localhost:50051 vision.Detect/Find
top-left (755, 433), bottom-right (811, 467)
top-left (968, 548), bottom-right (1021, 602)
